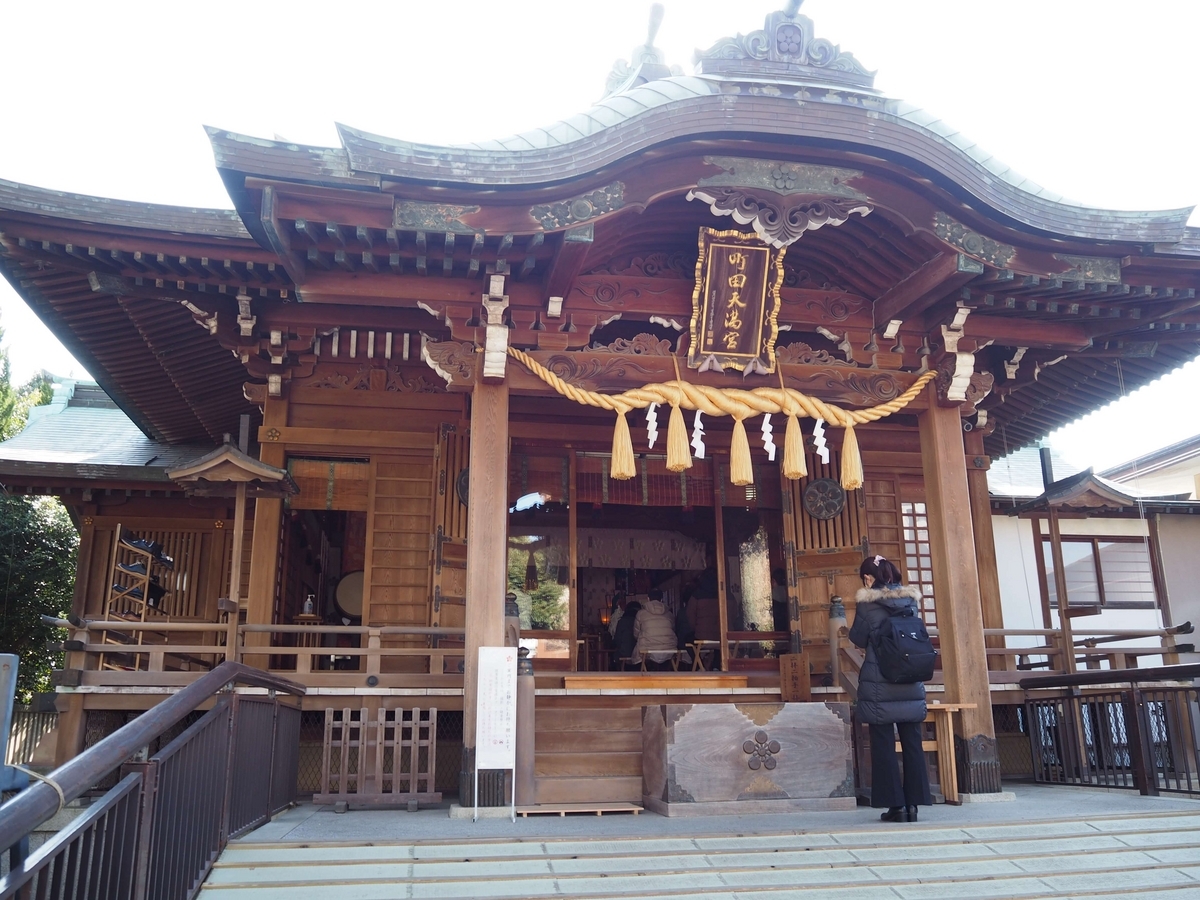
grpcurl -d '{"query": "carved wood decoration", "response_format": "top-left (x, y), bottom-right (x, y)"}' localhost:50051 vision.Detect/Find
top-left (530, 182), bottom-right (624, 230)
top-left (775, 342), bottom-right (857, 368)
top-left (686, 189), bottom-right (872, 249)
top-left (421, 340), bottom-right (477, 388)
top-left (595, 333), bottom-right (675, 356)
top-left (299, 363), bottom-right (444, 393)
top-left (932, 212), bottom-right (1016, 268)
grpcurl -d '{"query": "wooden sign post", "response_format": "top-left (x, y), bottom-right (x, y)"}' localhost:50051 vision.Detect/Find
top-left (474, 646), bottom-right (518, 821)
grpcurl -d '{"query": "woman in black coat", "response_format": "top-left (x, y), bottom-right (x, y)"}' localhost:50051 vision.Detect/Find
top-left (848, 555), bottom-right (933, 823)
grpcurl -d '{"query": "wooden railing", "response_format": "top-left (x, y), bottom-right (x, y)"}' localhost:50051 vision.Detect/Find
top-left (241, 624), bottom-right (466, 676)
top-left (49, 617), bottom-right (466, 680)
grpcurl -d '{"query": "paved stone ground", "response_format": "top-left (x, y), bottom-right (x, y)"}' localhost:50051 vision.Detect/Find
top-left (239, 783), bottom-right (1200, 844)
top-left (195, 785), bottom-right (1200, 898)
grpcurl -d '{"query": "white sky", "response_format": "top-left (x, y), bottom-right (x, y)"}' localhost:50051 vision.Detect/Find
top-left (1, 0), bottom-right (1197, 470)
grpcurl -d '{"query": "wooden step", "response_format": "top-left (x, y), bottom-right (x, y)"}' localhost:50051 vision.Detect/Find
top-left (533, 775), bottom-right (642, 804)
top-left (534, 751), bottom-right (642, 777)
top-left (562, 673), bottom-right (749, 690)
top-left (534, 707), bottom-right (641, 733)
top-left (535, 729), bottom-right (642, 753)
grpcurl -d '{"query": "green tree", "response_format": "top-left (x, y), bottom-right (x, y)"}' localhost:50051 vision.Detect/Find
top-left (0, 496), bottom-right (77, 700)
top-left (0, 324), bottom-right (76, 699)
top-left (506, 542), bottom-right (568, 631)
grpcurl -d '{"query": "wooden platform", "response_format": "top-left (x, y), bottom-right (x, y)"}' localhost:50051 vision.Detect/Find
top-left (562, 673), bottom-right (749, 690)
top-left (516, 802), bottom-right (642, 817)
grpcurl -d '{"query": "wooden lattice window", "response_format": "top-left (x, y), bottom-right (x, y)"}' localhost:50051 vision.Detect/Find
top-left (900, 501), bottom-right (936, 625)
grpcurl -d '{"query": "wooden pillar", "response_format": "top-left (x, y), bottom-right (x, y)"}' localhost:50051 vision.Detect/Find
top-left (964, 430), bottom-right (1005, 670)
top-left (1047, 506), bottom-right (1076, 674)
top-left (714, 496), bottom-right (730, 672)
top-left (460, 380), bottom-right (509, 804)
top-left (245, 396), bottom-right (287, 668)
top-left (53, 692), bottom-right (86, 768)
top-left (568, 453), bottom-right (579, 672)
top-left (70, 510), bottom-right (96, 621)
top-left (918, 387), bottom-right (1000, 793)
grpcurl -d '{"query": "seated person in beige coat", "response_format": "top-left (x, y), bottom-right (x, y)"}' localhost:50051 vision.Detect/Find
top-left (631, 589), bottom-right (691, 670)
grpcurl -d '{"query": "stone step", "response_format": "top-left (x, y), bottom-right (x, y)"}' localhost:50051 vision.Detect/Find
top-left (202, 812), bottom-right (1200, 899)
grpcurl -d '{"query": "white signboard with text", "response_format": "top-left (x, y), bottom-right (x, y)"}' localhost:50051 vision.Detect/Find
top-left (475, 646), bottom-right (517, 770)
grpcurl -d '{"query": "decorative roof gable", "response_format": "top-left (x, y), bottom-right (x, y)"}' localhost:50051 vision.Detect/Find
top-left (693, 0), bottom-right (875, 91)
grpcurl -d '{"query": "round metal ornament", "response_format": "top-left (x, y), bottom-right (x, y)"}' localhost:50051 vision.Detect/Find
top-left (802, 477), bottom-right (846, 520)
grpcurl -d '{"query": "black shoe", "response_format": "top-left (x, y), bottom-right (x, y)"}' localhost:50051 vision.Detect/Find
top-left (147, 582), bottom-right (168, 607)
top-left (117, 562), bottom-right (147, 577)
top-left (113, 584), bottom-right (144, 602)
top-left (121, 537), bottom-right (174, 570)
top-left (905, 806), bottom-right (919, 822)
top-left (880, 807), bottom-right (906, 823)
top-left (122, 536), bottom-right (161, 556)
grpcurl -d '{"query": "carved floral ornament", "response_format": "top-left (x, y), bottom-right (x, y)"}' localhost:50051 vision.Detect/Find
top-left (932, 212), bottom-right (1015, 269)
top-left (530, 183), bottom-right (624, 230)
top-left (686, 188), bottom-right (873, 249)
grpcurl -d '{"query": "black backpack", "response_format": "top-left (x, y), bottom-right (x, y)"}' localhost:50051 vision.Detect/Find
top-left (872, 605), bottom-right (937, 684)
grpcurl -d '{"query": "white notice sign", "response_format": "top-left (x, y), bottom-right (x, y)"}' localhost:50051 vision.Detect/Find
top-left (475, 646), bottom-right (517, 770)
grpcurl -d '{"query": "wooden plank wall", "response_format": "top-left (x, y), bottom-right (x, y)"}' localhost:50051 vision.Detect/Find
top-left (364, 453), bottom-right (437, 673)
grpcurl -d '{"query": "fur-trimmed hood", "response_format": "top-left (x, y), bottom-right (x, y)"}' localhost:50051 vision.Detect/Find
top-left (855, 584), bottom-right (923, 605)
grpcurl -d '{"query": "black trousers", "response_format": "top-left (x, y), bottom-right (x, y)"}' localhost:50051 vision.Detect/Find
top-left (868, 722), bottom-right (933, 808)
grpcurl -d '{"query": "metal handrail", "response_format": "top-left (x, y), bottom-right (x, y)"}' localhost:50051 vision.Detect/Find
top-left (0, 661), bottom-right (303, 855)
top-left (1019, 662), bottom-right (1200, 691)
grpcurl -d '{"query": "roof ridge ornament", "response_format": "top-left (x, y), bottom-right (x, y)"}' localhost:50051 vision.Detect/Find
top-left (604, 3), bottom-right (683, 98)
top-left (694, 1), bottom-right (875, 90)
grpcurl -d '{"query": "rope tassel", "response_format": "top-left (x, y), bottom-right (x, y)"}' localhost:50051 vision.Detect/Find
top-left (730, 418), bottom-right (754, 487)
top-left (503, 347), bottom-right (937, 492)
top-left (666, 403), bottom-right (692, 472)
top-left (840, 422), bottom-right (864, 491)
top-left (782, 413), bottom-right (807, 480)
top-left (611, 410), bottom-right (636, 480)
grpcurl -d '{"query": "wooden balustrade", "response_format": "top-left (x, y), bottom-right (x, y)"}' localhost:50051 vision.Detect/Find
top-left (62, 620), bottom-right (466, 679)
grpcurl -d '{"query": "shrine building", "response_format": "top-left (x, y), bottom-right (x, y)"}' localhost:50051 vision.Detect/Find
top-left (2, 1), bottom-right (1199, 809)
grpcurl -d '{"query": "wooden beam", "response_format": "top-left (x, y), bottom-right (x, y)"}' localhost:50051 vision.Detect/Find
top-left (256, 425), bottom-right (435, 450)
top-left (963, 314), bottom-right (1092, 350)
top-left (326, 222), bottom-right (347, 246)
top-left (520, 232), bottom-right (544, 278)
top-left (543, 224), bottom-right (593, 303)
top-left (294, 218), bottom-right (321, 247)
top-left (259, 185), bottom-right (306, 285)
top-left (443, 232), bottom-right (455, 276)
top-left (874, 253), bottom-right (983, 325)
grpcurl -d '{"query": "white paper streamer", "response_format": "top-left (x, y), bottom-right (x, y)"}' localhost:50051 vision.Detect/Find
top-left (691, 410), bottom-right (706, 460)
top-left (813, 417), bottom-right (830, 464)
top-left (645, 402), bottom-right (659, 449)
top-left (760, 413), bottom-right (775, 461)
